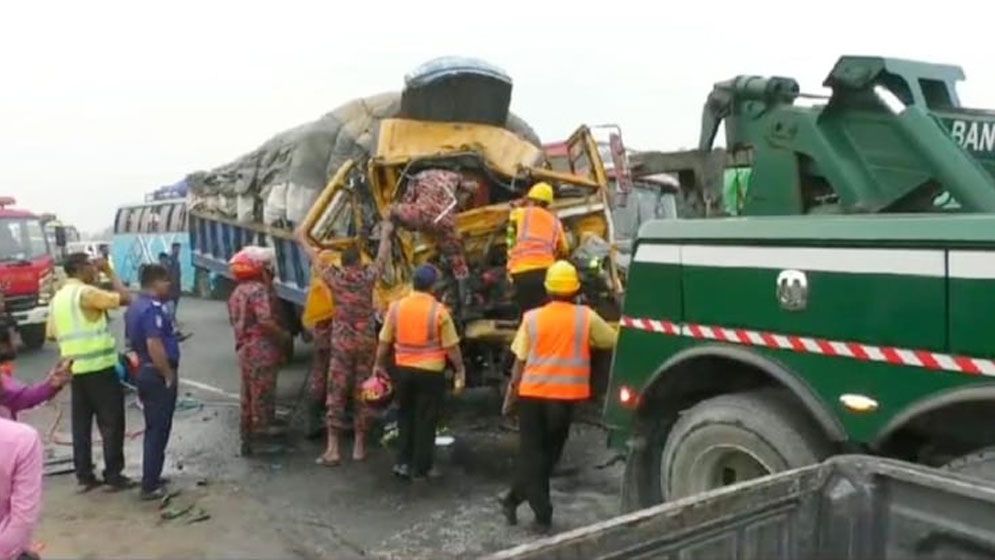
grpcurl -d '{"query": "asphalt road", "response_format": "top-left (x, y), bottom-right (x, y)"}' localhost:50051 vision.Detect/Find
top-left (17, 297), bottom-right (625, 559)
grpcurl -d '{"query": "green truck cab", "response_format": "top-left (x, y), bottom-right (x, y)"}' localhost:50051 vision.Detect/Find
top-left (608, 214), bottom-right (995, 509)
top-left (606, 54), bottom-right (995, 510)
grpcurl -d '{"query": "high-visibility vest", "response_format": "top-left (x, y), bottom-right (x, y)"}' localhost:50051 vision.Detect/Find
top-left (51, 283), bottom-right (118, 375)
top-left (392, 292), bottom-right (447, 370)
top-left (518, 302), bottom-right (592, 400)
top-left (508, 207), bottom-right (562, 274)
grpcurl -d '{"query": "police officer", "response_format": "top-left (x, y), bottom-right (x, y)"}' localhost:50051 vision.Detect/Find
top-left (125, 264), bottom-right (180, 500)
top-left (374, 264), bottom-right (466, 480)
top-left (506, 182), bottom-right (568, 313)
top-left (48, 252), bottom-right (134, 492)
top-left (500, 260), bottom-right (617, 532)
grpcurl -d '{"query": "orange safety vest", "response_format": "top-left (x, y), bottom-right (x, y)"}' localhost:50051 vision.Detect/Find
top-left (391, 292), bottom-right (447, 370)
top-left (518, 302), bottom-right (592, 400)
top-left (508, 207), bottom-right (562, 274)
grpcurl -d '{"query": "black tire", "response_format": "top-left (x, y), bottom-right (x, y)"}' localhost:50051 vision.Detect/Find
top-left (944, 447), bottom-right (995, 483)
top-left (20, 324), bottom-right (45, 351)
top-left (622, 389), bottom-right (830, 510)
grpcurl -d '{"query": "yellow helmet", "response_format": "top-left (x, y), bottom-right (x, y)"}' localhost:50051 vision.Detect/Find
top-left (526, 182), bottom-right (554, 205)
top-left (544, 260), bottom-right (580, 296)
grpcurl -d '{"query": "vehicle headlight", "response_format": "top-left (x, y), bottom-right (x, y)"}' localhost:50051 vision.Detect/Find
top-left (37, 273), bottom-right (53, 304)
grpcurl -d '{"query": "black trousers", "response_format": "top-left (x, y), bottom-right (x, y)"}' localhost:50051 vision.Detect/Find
top-left (512, 268), bottom-right (549, 314)
top-left (136, 365), bottom-right (178, 492)
top-left (395, 367), bottom-right (446, 476)
top-left (505, 397), bottom-right (575, 524)
top-left (70, 367), bottom-right (125, 483)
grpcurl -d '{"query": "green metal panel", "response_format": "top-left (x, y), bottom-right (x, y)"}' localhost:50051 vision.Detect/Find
top-left (949, 277), bottom-right (994, 357)
top-left (682, 266), bottom-right (945, 350)
top-left (619, 259), bottom-right (682, 320)
top-left (638, 214), bottom-right (995, 246)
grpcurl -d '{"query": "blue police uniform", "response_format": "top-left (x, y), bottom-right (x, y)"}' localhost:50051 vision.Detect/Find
top-left (125, 293), bottom-right (180, 494)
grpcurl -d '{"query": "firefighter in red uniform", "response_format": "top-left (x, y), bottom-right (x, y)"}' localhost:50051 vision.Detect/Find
top-left (388, 169), bottom-right (478, 311)
top-left (296, 223), bottom-right (393, 465)
top-left (500, 260), bottom-right (617, 532)
top-left (227, 247), bottom-right (291, 456)
top-left (305, 318), bottom-right (332, 438)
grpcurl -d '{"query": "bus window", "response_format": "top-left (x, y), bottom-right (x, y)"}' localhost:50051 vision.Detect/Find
top-left (153, 204), bottom-right (169, 233)
top-left (176, 205), bottom-right (187, 231)
top-left (114, 208), bottom-right (128, 234)
top-left (165, 203), bottom-right (184, 232)
top-left (139, 206), bottom-right (158, 233)
top-left (126, 208), bottom-right (143, 233)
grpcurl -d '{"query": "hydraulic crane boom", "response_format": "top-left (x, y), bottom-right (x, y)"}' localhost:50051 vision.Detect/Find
top-left (632, 55), bottom-right (995, 217)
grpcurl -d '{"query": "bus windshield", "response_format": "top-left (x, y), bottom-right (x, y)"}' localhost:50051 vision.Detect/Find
top-left (0, 217), bottom-right (49, 262)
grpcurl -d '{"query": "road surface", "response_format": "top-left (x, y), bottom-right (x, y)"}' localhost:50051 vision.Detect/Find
top-left (15, 297), bottom-right (624, 559)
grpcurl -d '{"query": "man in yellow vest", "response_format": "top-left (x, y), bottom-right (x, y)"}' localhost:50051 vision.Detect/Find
top-left (47, 252), bottom-right (134, 491)
top-left (500, 260), bottom-right (617, 532)
top-left (373, 264), bottom-right (466, 481)
top-left (507, 182), bottom-right (569, 313)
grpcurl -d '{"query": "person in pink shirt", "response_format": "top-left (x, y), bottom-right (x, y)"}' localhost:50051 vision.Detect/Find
top-left (0, 362), bottom-right (69, 422)
top-left (0, 417), bottom-right (42, 560)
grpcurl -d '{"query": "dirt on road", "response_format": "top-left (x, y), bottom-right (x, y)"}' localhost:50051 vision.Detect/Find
top-left (17, 300), bottom-right (625, 559)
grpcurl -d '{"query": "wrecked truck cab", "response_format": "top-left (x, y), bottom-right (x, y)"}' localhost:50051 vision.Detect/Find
top-left (301, 118), bottom-right (623, 386)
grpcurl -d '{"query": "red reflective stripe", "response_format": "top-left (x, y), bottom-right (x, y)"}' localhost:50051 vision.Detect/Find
top-left (620, 315), bottom-right (995, 378)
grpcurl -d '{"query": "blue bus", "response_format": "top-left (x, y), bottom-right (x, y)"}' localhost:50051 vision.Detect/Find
top-left (112, 198), bottom-right (195, 293)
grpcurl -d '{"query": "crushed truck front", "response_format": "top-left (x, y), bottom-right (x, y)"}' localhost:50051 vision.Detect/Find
top-left (301, 118), bottom-right (621, 386)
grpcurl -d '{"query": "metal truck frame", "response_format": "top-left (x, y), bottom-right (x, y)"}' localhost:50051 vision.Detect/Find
top-left (301, 118), bottom-right (621, 386)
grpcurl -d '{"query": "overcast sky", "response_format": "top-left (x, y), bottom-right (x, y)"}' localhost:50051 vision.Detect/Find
top-left (1, 0), bottom-right (992, 233)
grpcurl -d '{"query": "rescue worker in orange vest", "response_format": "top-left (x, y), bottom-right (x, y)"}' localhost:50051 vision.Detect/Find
top-left (500, 260), bottom-right (617, 532)
top-left (506, 182), bottom-right (569, 313)
top-left (373, 264), bottom-right (466, 481)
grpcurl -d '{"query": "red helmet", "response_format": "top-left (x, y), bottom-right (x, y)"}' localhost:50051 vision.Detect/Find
top-left (229, 246), bottom-right (274, 281)
top-left (360, 370), bottom-right (393, 407)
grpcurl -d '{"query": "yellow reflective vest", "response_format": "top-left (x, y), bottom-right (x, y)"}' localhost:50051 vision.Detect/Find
top-left (51, 283), bottom-right (118, 374)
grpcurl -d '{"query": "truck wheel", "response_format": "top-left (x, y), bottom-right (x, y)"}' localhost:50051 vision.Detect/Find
top-left (19, 324), bottom-right (45, 351)
top-left (661, 390), bottom-right (829, 501)
top-left (944, 447), bottom-right (995, 483)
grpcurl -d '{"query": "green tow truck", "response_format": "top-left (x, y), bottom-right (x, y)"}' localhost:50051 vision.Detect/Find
top-left (606, 55), bottom-right (995, 510)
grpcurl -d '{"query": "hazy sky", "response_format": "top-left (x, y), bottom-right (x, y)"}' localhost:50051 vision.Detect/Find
top-left (2, 0), bottom-right (992, 233)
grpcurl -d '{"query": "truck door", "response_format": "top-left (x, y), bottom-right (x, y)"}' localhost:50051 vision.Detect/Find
top-left (948, 247), bottom-right (995, 366)
top-left (556, 126), bottom-right (610, 189)
top-left (679, 236), bottom-right (947, 439)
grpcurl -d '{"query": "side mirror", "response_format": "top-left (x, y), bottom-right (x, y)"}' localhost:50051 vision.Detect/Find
top-left (54, 226), bottom-right (67, 248)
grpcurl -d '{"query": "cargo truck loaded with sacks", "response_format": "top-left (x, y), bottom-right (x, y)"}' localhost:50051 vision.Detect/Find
top-left (187, 58), bottom-right (622, 383)
top-left (605, 56), bottom-right (995, 512)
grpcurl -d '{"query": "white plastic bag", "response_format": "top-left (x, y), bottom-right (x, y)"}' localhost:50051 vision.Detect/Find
top-left (286, 183), bottom-right (319, 225)
top-left (236, 194), bottom-right (255, 223)
top-left (218, 195), bottom-right (236, 217)
top-left (263, 183), bottom-right (288, 225)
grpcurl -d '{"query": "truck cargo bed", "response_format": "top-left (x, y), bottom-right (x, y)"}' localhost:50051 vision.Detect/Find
top-left (488, 455), bottom-right (995, 560)
top-left (188, 211), bottom-right (310, 306)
